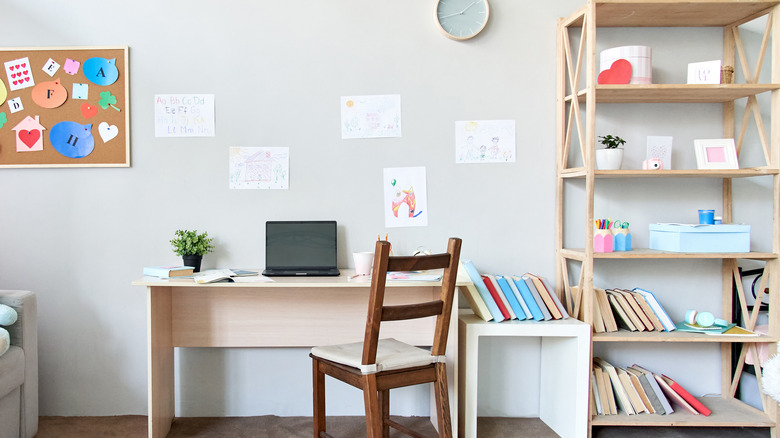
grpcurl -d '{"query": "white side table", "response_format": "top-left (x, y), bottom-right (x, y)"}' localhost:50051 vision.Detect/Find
top-left (458, 310), bottom-right (591, 438)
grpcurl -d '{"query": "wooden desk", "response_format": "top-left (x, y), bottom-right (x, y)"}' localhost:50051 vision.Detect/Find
top-left (133, 271), bottom-right (470, 438)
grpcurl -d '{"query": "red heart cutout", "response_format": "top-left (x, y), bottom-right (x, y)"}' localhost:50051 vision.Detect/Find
top-left (81, 103), bottom-right (98, 119)
top-left (22, 70), bottom-right (28, 76)
top-left (21, 63), bottom-right (26, 68)
top-left (12, 80), bottom-right (18, 85)
top-left (24, 77), bottom-right (30, 82)
top-left (9, 65), bottom-right (15, 71)
top-left (598, 59), bottom-right (633, 85)
top-left (19, 130), bottom-right (40, 148)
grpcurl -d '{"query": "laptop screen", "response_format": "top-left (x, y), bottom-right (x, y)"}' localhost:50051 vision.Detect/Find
top-left (265, 221), bottom-right (337, 270)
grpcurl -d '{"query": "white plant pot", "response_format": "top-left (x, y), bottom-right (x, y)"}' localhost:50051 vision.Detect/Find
top-left (596, 148), bottom-right (624, 170)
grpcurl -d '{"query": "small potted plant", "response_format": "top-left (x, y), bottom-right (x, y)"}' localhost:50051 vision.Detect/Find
top-left (596, 134), bottom-right (626, 170)
top-left (170, 229), bottom-right (214, 272)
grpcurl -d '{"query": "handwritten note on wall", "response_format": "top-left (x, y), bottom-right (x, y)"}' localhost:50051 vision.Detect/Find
top-left (154, 94), bottom-right (215, 137)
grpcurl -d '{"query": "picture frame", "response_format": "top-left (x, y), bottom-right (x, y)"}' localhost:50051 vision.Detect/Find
top-left (694, 138), bottom-right (739, 169)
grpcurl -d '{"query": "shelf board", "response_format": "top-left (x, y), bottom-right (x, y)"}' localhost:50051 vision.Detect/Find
top-left (591, 396), bottom-right (774, 427)
top-left (560, 167), bottom-right (779, 179)
top-left (593, 329), bottom-right (776, 343)
top-left (560, 248), bottom-right (777, 260)
top-left (565, 1), bottom-right (780, 28)
top-left (564, 84), bottom-right (780, 104)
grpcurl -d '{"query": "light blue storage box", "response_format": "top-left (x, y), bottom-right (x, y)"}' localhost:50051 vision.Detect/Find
top-left (648, 223), bottom-right (750, 252)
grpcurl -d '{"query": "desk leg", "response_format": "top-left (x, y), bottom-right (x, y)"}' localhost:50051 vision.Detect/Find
top-left (147, 286), bottom-right (175, 438)
top-left (458, 322), bottom-right (478, 438)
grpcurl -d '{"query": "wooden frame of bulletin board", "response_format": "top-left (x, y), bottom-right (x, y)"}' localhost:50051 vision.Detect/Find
top-left (0, 46), bottom-right (129, 168)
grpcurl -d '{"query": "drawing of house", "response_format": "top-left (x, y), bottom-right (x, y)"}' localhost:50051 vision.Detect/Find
top-left (244, 150), bottom-right (273, 182)
top-left (12, 115), bottom-right (45, 152)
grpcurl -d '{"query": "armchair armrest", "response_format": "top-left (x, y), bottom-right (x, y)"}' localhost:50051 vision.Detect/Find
top-left (0, 290), bottom-right (38, 438)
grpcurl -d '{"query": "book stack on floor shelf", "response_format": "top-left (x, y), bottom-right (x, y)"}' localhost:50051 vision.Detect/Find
top-left (460, 259), bottom-right (569, 322)
top-left (592, 358), bottom-right (712, 418)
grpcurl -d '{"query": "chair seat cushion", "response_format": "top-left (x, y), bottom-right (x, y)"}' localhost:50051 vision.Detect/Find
top-left (311, 338), bottom-right (444, 375)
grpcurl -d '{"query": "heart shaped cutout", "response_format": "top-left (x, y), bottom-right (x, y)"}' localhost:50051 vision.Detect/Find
top-left (81, 103), bottom-right (98, 119)
top-left (598, 59), bottom-right (633, 85)
top-left (19, 129), bottom-right (40, 148)
top-left (98, 122), bottom-right (118, 143)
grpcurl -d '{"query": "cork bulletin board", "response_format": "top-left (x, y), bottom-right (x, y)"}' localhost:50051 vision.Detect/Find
top-left (0, 46), bottom-right (129, 168)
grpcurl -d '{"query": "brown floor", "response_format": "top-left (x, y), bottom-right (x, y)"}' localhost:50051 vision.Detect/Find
top-left (35, 415), bottom-right (771, 437)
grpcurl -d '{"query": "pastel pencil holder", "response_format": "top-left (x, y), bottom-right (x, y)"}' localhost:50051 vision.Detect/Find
top-left (594, 229), bottom-right (613, 253)
top-left (612, 227), bottom-right (632, 251)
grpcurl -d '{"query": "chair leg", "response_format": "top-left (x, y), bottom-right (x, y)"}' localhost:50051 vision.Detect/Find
top-left (363, 375), bottom-right (383, 438)
top-left (312, 358), bottom-right (326, 437)
top-left (379, 389), bottom-right (390, 438)
top-left (434, 362), bottom-right (452, 438)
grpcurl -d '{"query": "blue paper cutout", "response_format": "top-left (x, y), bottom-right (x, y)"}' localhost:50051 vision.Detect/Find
top-left (50, 121), bottom-right (95, 158)
top-left (82, 57), bottom-right (119, 86)
top-left (0, 112), bottom-right (6, 129)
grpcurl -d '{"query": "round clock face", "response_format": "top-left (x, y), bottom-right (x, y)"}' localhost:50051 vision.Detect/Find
top-left (435, 0), bottom-right (490, 40)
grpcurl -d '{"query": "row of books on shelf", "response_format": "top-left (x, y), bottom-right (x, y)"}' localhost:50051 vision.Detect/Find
top-left (461, 260), bottom-right (569, 322)
top-left (592, 287), bottom-right (674, 333)
top-left (592, 357), bottom-right (711, 417)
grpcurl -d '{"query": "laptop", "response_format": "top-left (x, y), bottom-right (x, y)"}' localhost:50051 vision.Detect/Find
top-left (262, 220), bottom-right (340, 277)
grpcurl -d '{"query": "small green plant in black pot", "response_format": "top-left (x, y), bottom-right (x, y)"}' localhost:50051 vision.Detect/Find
top-left (170, 229), bottom-right (214, 272)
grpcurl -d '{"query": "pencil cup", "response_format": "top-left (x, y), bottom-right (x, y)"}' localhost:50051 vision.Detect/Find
top-left (353, 251), bottom-right (374, 276)
top-left (612, 227), bottom-right (632, 251)
top-left (594, 229), bottom-right (613, 253)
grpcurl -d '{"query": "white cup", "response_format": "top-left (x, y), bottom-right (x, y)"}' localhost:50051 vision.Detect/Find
top-left (353, 251), bottom-right (374, 276)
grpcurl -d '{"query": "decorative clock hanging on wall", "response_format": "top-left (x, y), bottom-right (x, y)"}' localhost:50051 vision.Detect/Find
top-left (434, 0), bottom-right (490, 41)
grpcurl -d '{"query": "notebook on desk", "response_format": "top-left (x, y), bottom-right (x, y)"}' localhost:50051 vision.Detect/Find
top-left (262, 220), bottom-right (340, 277)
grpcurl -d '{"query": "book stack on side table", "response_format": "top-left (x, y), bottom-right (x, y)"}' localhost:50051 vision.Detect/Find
top-left (460, 260), bottom-right (569, 323)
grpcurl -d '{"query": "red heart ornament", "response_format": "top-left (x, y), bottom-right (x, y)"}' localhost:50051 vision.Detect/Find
top-left (598, 59), bottom-right (633, 85)
top-left (81, 103), bottom-right (98, 119)
top-left (19, 130), bottom-right (40, 148)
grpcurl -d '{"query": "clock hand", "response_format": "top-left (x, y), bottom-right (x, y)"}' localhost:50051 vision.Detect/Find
top-left (439, 1), bottom-right (480, 19)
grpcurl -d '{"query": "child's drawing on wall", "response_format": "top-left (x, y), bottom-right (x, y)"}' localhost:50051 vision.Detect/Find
top-left (229, 147), bottom-right (289, 189)
top-left (383, 167), bottom-right (428, 228)
top-left (455, 120), bottom-right (516, 163)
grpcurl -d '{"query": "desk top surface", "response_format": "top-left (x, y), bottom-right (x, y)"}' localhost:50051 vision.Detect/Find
top-left (133, 268), bottom-right (473, 288)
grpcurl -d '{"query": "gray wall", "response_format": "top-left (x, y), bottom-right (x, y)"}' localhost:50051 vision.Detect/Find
top-left (0, 0), bottom-right (770, 418)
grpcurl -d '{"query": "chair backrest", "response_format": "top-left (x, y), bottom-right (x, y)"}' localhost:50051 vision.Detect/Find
top-left (361, 237), bottom-right (462, 367)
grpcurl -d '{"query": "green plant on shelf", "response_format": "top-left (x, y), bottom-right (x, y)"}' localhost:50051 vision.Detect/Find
top-left (598, 135), bottom-right (626, 149)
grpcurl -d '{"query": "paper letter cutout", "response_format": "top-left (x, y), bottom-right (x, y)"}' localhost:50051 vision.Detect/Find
top-left (7, 97), bottom-right (23, 113)
top-left (42, 58), bottom-right (60, 77)
top-left (50, 121), bottom-right (95, 158)
top-left (83, 57), bottom-right (119, 86)
top-left (32, 78), bottom-right (68, 108)
top-left (4, 57), bottom-right (34, 91)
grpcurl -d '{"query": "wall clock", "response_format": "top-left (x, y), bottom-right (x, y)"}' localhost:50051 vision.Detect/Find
top-left (434, 0), bottom-right (490, 41)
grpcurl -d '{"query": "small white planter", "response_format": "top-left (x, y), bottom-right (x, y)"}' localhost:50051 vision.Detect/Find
top-left (596, 148), bottom-right (624, 170)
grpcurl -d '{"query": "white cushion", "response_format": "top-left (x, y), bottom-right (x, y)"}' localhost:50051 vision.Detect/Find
top-left (311, 338), bottom-right (445, 375)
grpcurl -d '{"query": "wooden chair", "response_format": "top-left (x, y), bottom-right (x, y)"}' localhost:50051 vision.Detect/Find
top-left (310, 237), bottom-right (462, 438)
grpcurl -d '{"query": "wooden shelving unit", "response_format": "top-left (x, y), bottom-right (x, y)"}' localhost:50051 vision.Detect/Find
top-left (556, 1), bottom-right (780, 435)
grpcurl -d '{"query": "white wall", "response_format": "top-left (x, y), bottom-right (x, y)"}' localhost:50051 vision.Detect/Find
top-left (0, 0), bottom-right (769, 418)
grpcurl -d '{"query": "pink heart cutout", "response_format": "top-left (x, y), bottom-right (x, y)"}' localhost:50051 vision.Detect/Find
top-left (598, 59), bottom-right (633, 85)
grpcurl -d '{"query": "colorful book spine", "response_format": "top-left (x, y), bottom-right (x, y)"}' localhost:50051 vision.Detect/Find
top-left (496, 275), bottom-right (528, 320)
top-left (511, 275), bottom-right (544, 320)
top-left (461, 260), bottom-right (504, 322)
top-left (523, 276), bottom-right (553, 320)
top-left (633, 288), bottom-right (676, 331)
top-left (505, 276), bottom-right (533, 320)
top-left (482, 275), bottom-right (511, 320)
top-left (661, 375), bottom-right (711, 416)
